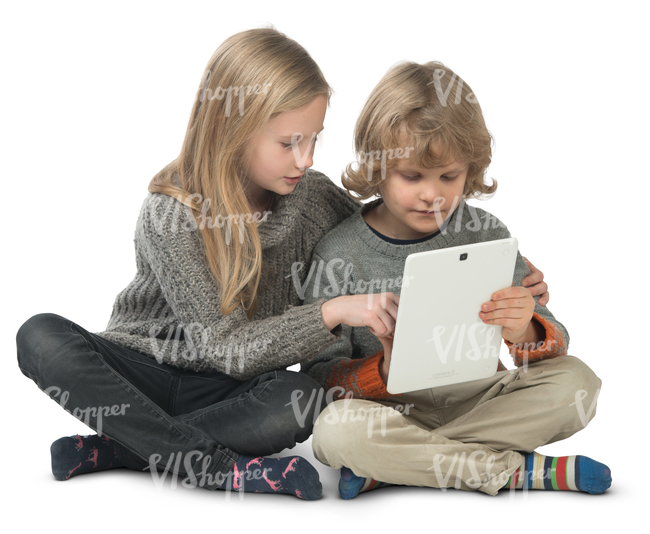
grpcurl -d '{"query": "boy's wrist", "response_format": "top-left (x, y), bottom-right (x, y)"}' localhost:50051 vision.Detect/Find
top-left (505, 318), bottom-right (545, 346)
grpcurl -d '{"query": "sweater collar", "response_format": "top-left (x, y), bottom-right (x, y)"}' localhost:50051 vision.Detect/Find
top-left (257, 174), bottom-right (305, 250)
top-left (353, 197), bottom-right (468, 258)
top-left (171, 171), bottom-right (303, 250)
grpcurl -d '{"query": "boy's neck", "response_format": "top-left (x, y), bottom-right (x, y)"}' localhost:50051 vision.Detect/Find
top-left (362, 200), bottom-right (442, 242)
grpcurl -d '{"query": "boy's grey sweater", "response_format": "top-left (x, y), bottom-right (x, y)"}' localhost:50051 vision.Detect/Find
top-left (301, 198), bottom-right (570, 387)
top-left (96, 170), bottom-right (360, 379)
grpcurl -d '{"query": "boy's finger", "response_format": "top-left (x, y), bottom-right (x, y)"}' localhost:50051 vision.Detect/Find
top-left (491, 287), bottom-right (529, 301)
top-left (481, 296), bottom-right (532, 315)
top-left (481, 315), bottom-right (527, 329)
top-left (480, 306), bottom-right (522, 319)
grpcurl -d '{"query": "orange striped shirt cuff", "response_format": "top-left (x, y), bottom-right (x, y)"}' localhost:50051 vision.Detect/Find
top-left (503, 313), bottom-right (567, 367)
top-left (325, 351), bottom-right (390, 400)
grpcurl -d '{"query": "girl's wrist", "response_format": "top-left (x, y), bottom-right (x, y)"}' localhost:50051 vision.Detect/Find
top-left (320, 299), bottom-right (340, 331)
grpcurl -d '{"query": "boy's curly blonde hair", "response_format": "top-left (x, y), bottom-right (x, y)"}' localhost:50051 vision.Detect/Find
top-left (342, 61), bottom-right (496, 201)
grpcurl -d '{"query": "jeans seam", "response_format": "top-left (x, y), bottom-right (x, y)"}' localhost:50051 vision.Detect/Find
top-left (169, 374), bottom-right (180, 415)
top-left (181, 370), bottom-right (278, 425)
top-left (95, 334), bottom-right (177, 376)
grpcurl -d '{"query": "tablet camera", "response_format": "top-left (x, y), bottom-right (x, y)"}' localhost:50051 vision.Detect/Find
top-left (460, 253), bottom-right (468, 261)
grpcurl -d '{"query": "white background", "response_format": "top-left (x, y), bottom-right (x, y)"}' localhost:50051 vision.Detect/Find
top-left (2, 1), bottom-right (647, 531)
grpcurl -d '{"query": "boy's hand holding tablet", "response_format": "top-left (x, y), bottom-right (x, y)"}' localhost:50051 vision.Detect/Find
top-left (479, 286), bottom-right (541, 345)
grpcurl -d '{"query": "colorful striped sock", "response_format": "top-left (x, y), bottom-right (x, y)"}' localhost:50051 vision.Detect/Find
top-left (505, 452), bottom-right (611, 494)
top-left (338, 466), bottom-right (391, 499)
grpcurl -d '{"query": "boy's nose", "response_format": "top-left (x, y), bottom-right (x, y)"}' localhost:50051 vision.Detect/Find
top-left (419, 189), bottom-right (442, 207)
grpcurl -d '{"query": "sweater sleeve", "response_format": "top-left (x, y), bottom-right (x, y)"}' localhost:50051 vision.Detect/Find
top-left (300, 250), bottom-right (390, 399)
top-left (137, 193), bottom-right (343, 379)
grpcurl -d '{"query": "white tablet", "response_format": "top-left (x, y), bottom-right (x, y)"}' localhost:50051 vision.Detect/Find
top-left (386, 238), bottom-right (518, 394)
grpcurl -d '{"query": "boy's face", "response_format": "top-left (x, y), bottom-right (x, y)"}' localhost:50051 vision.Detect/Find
top-left (372, 156), bottom-right (468, 240)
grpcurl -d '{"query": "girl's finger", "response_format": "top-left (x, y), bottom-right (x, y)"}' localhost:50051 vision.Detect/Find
top-left (539, 291), bottom-right (550, 307)
top-left (525, 280), bottom-right (548, 298)
top-left (522, 259), bottom-right (544, 287)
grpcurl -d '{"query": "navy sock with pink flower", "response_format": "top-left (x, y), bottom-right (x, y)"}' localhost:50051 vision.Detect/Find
top-left (217, 455), bottom-right (322, 500)
top-left (50, 434), bottom-right (124, 480)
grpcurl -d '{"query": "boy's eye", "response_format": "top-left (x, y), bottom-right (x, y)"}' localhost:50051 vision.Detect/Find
top-left (441, 175), bottom-right (458, 182)
top-left (401, 173), bottom-right (420, 180)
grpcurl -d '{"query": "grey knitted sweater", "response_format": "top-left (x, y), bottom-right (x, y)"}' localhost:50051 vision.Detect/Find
top-left (96, 170), bottom-right (360, 379)
top-left (301, 197), bottom-right (570, 393)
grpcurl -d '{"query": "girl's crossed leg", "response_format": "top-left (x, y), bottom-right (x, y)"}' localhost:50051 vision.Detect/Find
top-left (17, 313), bottom-right (324, 498)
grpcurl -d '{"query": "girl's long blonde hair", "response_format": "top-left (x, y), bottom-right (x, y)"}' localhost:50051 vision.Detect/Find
top-left (149, 28), bottom-right (331, 319)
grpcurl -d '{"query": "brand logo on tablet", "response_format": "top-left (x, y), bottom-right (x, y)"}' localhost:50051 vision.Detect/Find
top-left (429, 369), bottom-right (458, 380)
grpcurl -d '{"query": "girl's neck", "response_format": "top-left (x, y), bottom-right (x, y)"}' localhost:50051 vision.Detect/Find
top-left (249, 189), bottom-right (275, 216)
top-left (244, 179), bottom-right (275, 216)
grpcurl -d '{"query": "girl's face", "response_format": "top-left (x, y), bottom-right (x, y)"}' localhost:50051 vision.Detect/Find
top-left (244, 95), bottom-right (327, 205)
top-left (367, 156), bottom-right (468, 240)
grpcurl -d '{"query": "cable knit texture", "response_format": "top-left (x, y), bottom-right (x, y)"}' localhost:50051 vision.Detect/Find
top-left (301, 198), bottom-right (570, 398)
top-left (95, 170), bottom-right (360, 379)
top-left (325, 351), bottom-right (389, 399)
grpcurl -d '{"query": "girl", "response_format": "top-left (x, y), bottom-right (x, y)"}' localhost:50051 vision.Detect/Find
top-left (16, 29), bottom-right (549, 500)
top-left (16, 27), bottom-right (379, 500)
top-left (302, 61), bottom-right (611, 497)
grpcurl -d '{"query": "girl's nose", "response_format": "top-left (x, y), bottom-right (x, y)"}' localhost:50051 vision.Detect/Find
top-left (293, 134), bottom-right (317, 171)
top-left (299, 150), bottom-right (314, 171)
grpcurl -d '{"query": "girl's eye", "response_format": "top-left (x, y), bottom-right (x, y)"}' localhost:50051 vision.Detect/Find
top-left (282, 134), bottom-right (318, 150)
top-left (441, 175), bottom-right (458, 182)
top-left (401, 174), bottom-right (420, 180)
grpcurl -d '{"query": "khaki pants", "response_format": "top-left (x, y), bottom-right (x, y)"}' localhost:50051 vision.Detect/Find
top-left (312, 355), bottom-right (601, 495)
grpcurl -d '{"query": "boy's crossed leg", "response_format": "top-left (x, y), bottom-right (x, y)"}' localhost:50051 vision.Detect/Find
top-left (313, 355), bottom-right (610, 497)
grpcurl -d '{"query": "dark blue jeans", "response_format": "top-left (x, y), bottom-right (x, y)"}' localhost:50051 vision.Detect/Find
top-left (17, 313), bottom-right (323, 489)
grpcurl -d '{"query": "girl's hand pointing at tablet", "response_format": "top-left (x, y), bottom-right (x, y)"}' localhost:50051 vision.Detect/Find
top-left (321, 293), bottom-right (400, 336)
